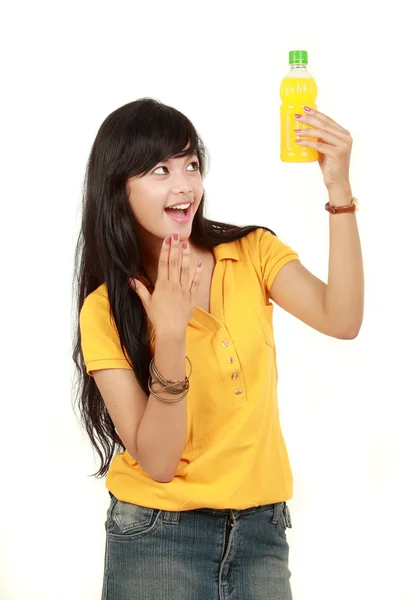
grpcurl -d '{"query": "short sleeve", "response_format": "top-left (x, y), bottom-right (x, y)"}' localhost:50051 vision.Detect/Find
top-left (79, 289), bottom-right (133, 377)
top-left (258, 228), bottom-right (300, 294)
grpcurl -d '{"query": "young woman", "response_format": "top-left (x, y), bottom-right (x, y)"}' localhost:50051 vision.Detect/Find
top-left (72, 97), bottom-right (364, 599)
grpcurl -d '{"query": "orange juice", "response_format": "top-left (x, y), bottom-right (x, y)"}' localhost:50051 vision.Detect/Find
top-left (280, 50), bottom-right (318, 162)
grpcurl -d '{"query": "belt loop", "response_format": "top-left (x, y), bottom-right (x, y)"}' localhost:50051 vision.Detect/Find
top-left (270, 502), bottom-right (281, 525)
top-left (284, 502), bottom-right (292, 528)
top-left (107, 491), bottom-right (118, 520)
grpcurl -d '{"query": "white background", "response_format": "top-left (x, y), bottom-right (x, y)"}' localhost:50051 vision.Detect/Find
top-left (1, 0), bottom-right (410, 599)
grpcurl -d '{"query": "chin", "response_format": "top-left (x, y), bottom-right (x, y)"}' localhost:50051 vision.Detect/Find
top-left (163, 220), bottom-right (193, 239)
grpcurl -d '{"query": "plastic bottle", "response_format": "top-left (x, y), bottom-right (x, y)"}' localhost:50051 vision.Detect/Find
top-left (280, 50), bottom-right (318, 163)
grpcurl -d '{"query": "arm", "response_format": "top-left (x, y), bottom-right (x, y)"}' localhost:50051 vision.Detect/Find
top-left (270, 185), bottom-right (364, 339)
top-left (92, 329), bottom-right (187, 483)
top-left (136, 329), bottom-right (188, 482)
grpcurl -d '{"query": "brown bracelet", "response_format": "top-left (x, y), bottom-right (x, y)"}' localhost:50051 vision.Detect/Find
top-left (325, 197), bottom-right (358, 214)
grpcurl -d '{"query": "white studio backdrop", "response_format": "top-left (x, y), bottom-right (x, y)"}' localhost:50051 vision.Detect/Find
top-left (1, 1), bottom-right (410, 599)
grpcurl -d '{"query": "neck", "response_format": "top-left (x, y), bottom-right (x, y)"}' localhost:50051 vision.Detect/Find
top-left (138, 232), bottom-right (205, 287)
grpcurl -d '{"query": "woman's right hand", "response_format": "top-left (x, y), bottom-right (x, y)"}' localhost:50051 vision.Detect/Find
top-left (128, 233), bottom-right (204, 336)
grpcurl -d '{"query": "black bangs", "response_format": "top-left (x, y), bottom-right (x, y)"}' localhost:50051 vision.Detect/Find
top-left (114, 98), bottom-right (205, 179)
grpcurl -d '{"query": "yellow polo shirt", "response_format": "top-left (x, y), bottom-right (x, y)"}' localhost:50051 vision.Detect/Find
top-left (79, 227), bottom-right (299, 510)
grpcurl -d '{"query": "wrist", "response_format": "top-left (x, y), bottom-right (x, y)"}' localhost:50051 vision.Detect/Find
top-left (155, 327), bottom-right (186, 342)
top-left (327, 184), bottom-right (353, 207)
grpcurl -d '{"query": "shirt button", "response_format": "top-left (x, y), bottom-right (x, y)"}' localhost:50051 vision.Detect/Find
top-left (222, 341), bottom-right (229, 347)
top-left (235, 389), bottom-right (242, 395)
top-left (232, 373), bottom-right (238, 380)
top-left (228, 357), bottom-right (234, 364)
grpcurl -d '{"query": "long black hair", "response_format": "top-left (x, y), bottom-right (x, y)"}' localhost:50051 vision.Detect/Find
top-left (71, 97), bottom-right (276, 477)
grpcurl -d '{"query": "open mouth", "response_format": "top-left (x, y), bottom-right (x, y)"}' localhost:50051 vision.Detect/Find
top-left (164, 204), bottom-right (192, 223)
top-left (166, 207), bottom-right (188, 217)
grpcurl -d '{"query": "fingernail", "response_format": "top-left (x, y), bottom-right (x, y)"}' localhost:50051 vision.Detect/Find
top-left (295, 114), bottom-right (302, 119)
top-left (128, 278), bottom-right (134, 287)
top-left (304, 106), bottom-right (311, 112)
top-left (294, 129), bottom-right (301, 133)
top-left (173, 233), bottom-right (179, 241)
top-left (295, 139), bottom-right (303, 144)
top-left (165, 236), bottom-right (171, 245)
top-left (182, 242), bottom-right (188, 249)
top-left (198, 260), bottom-right (203, 268)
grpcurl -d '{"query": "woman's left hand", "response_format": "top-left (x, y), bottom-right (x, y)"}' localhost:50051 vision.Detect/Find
top-left (295, 107), bottom-right (353, 191)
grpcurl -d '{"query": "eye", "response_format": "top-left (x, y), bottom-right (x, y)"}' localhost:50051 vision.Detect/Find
top-left (153, 166), bottom-right (168, 175)
top-left (153, 161), bottom-right (199, 175)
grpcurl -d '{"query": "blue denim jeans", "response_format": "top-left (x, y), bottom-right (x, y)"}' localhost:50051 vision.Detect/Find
top-left (102, 491), bottom-right (293, 599)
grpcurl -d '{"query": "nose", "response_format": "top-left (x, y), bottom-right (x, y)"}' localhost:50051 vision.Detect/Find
top-left (171, 183), bottom-right (193, 196)
top-left (170, 173), bottom-right (193, 196)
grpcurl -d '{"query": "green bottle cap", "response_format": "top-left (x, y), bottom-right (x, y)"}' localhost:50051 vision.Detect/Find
top-left (289, 50), bottom-right (308, 65)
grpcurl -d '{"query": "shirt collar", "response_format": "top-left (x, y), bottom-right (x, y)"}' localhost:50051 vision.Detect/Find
top-left (214, 239), bottom-right (239, 262)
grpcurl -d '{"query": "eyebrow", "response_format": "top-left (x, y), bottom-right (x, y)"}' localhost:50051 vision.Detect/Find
top-left (162, 153), bottom-right (198, 163)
